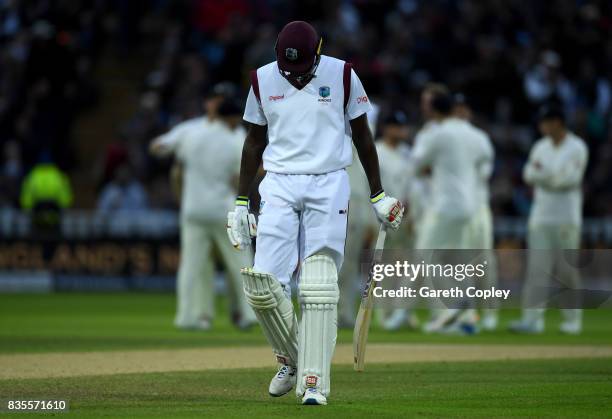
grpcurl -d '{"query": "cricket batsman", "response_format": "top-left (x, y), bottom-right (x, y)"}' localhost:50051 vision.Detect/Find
top-left (226, 21), bottom-right (404, 405)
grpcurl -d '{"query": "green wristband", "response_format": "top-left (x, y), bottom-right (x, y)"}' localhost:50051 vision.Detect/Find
top-left (235, 196), bottom-right (249, 207)
top-left (370, 190), bottom-right (385, 204)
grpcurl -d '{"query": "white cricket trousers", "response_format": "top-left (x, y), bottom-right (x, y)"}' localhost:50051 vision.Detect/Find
top-left (521, 223), bottom-right (582, 324)
top-left (466, 205), bottom-right (498, 311)
top-left (254, 170), bottom-right (350, 289)
top-left (175, 219), bottom-right (256, 326)
top-left (416, 212), bottom-right (471, 249)
top-left (415, 212), bottom-right (472, 311)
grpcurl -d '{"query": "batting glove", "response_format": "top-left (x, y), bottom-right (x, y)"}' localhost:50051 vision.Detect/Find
top-left (371, 190), bottom-right (404, 230)
top-left (227, 196), bottom-right (257, 250)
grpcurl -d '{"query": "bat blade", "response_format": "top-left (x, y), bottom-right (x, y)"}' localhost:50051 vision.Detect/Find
top-left (352, 225), bottom-right (387, 372)
top-left (352, 294), bottom-right (374, 371)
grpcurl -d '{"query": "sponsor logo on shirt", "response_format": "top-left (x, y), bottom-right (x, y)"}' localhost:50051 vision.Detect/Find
top-left (318, 86), bottom-right (331, 103)
top-left (357, 96), bottom-right (369, 104)
top-left (269, 94), bottom-right (284, 101)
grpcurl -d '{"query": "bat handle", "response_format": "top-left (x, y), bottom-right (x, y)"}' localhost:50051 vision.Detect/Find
top-left (374, 224), bottom-right (387, 254)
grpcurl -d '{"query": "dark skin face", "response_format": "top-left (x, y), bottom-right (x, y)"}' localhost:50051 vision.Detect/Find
top-left (282, 71), bottom-right (314, 90)
top-left (237, 114), bottom-right (383, 198)
top-left (278, 56), bottom-right (320, 90)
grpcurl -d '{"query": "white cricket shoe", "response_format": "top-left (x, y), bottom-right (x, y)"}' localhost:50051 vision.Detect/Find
top-left (269, 365), bottom-right (297, 397)
top-left (174, 318), bottom-right (211, 331)
top-left (382, 309), bottom-right (408, 331)
top-left (439, 309), bottom-right (480, 335)
top-left (508, 318), bottom-right (544, 334)
top-left (301, 388), bottom-right (327, 405)
top-left (236, 318), bottom-right (257, 331)
top-left (559, 320), bottom-right (582, 335)
top-left (422, 309), bottom-right (460, 333)
top-left (383, 309), bottom-right (420, 331)
top-left (481, 312), bottom-right (499, 331)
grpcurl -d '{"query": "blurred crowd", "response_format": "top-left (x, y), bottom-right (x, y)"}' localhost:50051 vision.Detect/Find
top-left (1, 0), bottom-right (611, 217)
top-left (0, 0), bottom-right (107, 209)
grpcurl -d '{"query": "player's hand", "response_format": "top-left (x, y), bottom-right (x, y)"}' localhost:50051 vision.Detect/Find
top-left (227, 197), bottom-right (257, 250)
top-left (371, 191), bottom-right (404, 230)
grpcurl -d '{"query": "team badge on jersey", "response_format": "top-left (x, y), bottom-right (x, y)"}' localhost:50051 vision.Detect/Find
top-left (318, 86), bottom-right (331, 103)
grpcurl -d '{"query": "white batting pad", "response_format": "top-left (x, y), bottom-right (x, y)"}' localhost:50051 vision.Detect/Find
top-left (296, 254), bottom-right (339, 397)
top-left (242, 268), bottom-right (298, 365)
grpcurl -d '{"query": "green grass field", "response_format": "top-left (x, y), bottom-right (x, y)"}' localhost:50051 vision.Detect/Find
top-left (1, 293), bottom-right (611, 418)
top-left (2, 293), bottom-right (612, 354)
top-left (2, 359), bottom-right (611, 418)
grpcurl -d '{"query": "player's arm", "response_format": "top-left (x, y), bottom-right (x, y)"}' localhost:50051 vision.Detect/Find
top-left (237, 123), bottom-right (268, 197)
top-left (523, 143), bottom-right (551, 187)
top-left (351, 114), bottom-right (403, 230)
top-left (476, 135), bottom-right (495, 181)
top-left (227, 83), bottom-right (267, 250)
top-left (350, 114), bottom-right (382, 195)
top-left (227, 122), bottom-right (266, 250)
top-left (170, 162), bottom-right (183, 202)
top-left (546, 143), bottom-right (588, 190)
top-left (477, 158), bottom-right (494, 181)
top-left (149, 137), bottom-right (168, 157)
top-left (346, 65), bottom-right (403, 229)
top-left (149, 132), bottom-right (178, 158)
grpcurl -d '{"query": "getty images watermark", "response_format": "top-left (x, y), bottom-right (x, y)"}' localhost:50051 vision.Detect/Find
top-left (371, 259), bottom-right (510, 301)
top-left (360, 249), bottom-right (612, 309)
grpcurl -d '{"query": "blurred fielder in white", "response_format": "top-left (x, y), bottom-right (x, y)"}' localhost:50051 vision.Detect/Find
top-left (510, 104), bottom-right (588, 335)
top-left (412, 85), bottom-right (490, 333)
top-left (227, 21), bottom-right (403, 406)
top-left (453, 94), bottom-right (499, 331)
top-left (150, 92), bottom-right (256, 331)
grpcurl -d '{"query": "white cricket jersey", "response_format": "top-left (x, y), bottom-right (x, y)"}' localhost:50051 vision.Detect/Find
top-left (243, 55), bottom-right (372, 174)
top-left (523, 132), bottom-right (588, 226)
top-left (156, 117), bottom-right (244, 222)
top-left (411, 118), bottom-right (488, 220)
top-left (375, 141), bottom-right (410, 202)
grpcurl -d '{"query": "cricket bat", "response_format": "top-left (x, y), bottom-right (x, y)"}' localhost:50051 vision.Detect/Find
top-left (353, 224), bottom-right (387, 372)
